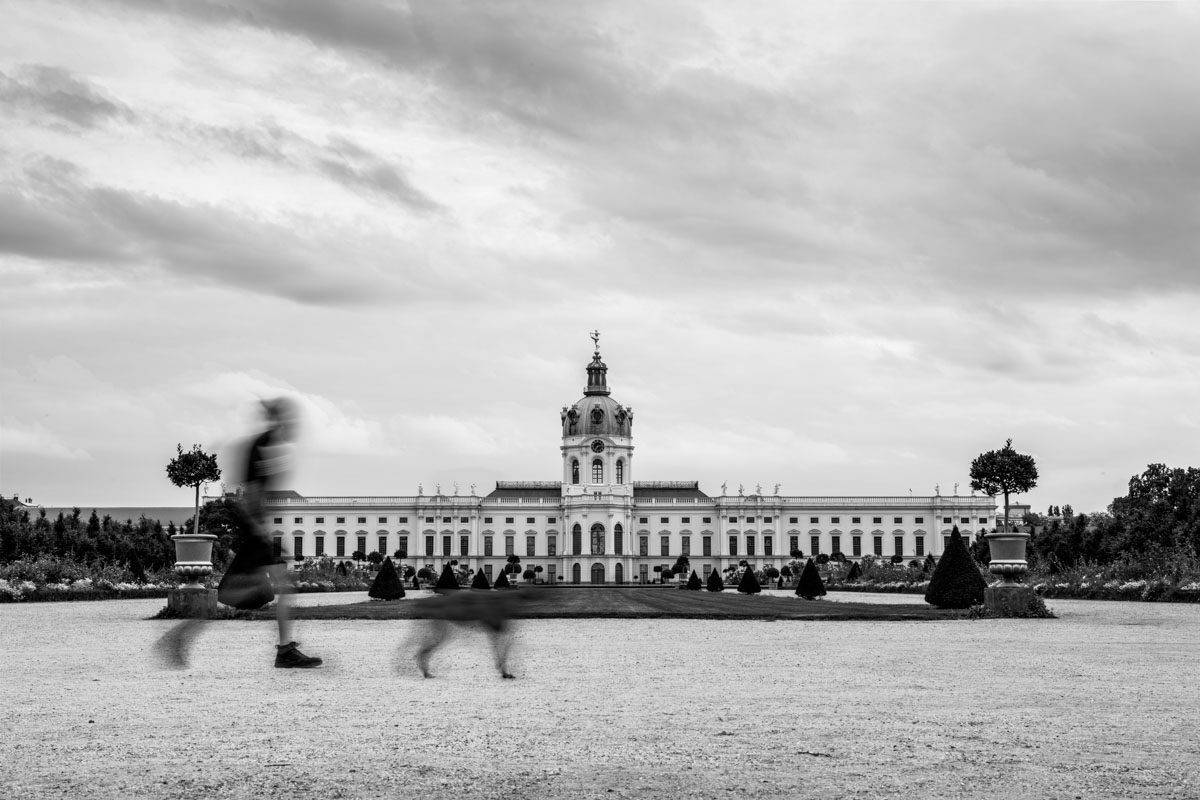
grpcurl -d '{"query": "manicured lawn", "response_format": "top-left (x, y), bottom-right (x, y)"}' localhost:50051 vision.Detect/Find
top-left (247, 587), bottom-right (959, 621)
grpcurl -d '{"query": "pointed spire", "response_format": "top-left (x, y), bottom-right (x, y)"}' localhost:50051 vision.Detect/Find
top-left (584, 331), bottom-right (610, 396)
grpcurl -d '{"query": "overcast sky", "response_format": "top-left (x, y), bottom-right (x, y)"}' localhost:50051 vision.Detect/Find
top-left (3, 1), bottom-right (1199, 513)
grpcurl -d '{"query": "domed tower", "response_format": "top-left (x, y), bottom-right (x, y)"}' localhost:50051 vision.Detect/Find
top-left (559, 332), bottom-right (635, 578)
top-left (561, 334), bottom-right (634, 488)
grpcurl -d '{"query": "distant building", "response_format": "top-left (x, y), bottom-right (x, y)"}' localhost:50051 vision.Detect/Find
top-left (264, 341), bottom-right (996, 582)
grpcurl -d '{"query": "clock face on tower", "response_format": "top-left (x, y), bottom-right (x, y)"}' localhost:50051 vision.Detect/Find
top-left (591, 439), bottom-right (605, 453)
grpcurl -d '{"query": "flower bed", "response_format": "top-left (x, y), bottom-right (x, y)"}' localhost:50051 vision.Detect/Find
top-left (0, 578), bottom-right (171, 603)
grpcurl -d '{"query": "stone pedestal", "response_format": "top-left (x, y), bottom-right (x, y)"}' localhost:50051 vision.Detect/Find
top-left (166, 587), bottom-right (219, 618)
top-left (984, 584), bottom-right (1039, 615)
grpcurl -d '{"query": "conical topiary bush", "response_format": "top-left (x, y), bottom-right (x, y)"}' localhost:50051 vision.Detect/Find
top-left (796, 559), bottom-right (826, 600)
top-left (471, 568), bottom-right (492, 589)
top-left (846, 561), bottom-right (862, 581)
top-left (737, 563), bottom-right (762, 594)
top-left (686, 569), bottom-right (702, 590)
top-left (435, 562), bottom-right (460, 591)
top-left (493, 568), bottom-right (511, 589)
top-left (368, 557), bottom-right (405, 600)
top-left (924, 526), bottom-right (986, 609)
top-left (706, 568), bottom-right (724, 592)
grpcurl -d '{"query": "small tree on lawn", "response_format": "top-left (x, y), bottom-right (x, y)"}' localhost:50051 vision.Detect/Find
top-left (970, 438), bottom-right (1039, 531)
top-left (352, 550), bottom-right (366, 562)
top-left (471, 568), bottom-right (492, 589)
top-left (534, 565), bottom-right (544, 583)
top-left (506, 554), bottom-right (521, 574)
top-left (369, 557), bottom-right (405, 600)
top-left (493, 568), bottom-right (511, 589)
top-left (796, 559), bottom-right (826, 600)
top-left (737, 562), bottom-right (762, 594)
top-left (672, 555), bottom-right (690, 579)
top-left (923, 553), bottom-right (936, 573)
top-left (924, 526), bottom-right (986, 609)
top-left (685, 569), bottom-right (702, 590)
top-left (522, 568), bottom-right (535, 582)
top-left (706, 568), bottom-right (724, 592)
top-left (336, 561), bottom-right (348, 576)
top-left (165, 443), bottom-right (221, 540)
top-left (367, 551), bottom-right (383, 566)
top-left (435, 562), bottom-right (460, 591)
top-left (846, 562), bottom-right (862, 581)
top-left (790, 547), bottom-right (803, 560)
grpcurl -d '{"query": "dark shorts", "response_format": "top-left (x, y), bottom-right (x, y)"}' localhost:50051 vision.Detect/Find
top-left (230, 503), bottom-right (285, 570)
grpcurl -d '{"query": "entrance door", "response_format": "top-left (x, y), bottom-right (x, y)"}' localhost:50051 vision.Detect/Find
top-left (572, 562), bottom-right (581, 583)
top-left (614, 563), bottom-right (624, 583)
top-left (590, 562), bottom-right (605, 584)
top-left (547, 564), bottom-right (556, 584)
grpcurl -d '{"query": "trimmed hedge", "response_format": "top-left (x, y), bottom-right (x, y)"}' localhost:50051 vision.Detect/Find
top-left (737, 564), bottom-right (762, 594)
top-left (796, 559), bottom-right (826, 600)
top-left (368, 557), bottom-right (405, 600)
top-left (924, 526), bottom-right (986, 609)
top-left (493, 569), bottom-right (511, 589)
top-left (471, 569), bottom-right (492, 589)
top-left (706, 569), bottom-right (724, 592)
top-left (685, 570), bottom-right (702, 590)
top-left (434, 563), bottom-right (461, 591)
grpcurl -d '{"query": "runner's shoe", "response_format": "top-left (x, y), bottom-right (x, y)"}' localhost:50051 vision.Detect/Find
top-left (274, 641), bottom-right (322, 668)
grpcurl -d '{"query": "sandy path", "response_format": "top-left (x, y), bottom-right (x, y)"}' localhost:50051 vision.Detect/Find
top-left (1, 597), bottom-right (1196, 799)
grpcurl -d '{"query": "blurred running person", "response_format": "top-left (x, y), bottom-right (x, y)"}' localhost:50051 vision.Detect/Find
top-left (156, 397), bottom-right (321, 669)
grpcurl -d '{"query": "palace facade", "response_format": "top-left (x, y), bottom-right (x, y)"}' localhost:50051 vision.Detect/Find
top-left (265, 343), bottom-right (996, 582)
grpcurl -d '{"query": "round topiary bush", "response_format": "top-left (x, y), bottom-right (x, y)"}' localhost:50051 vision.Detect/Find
top-left (924, 526), bottom-right (987, 609)
top-left (368, 556), bottom-right (405, 600)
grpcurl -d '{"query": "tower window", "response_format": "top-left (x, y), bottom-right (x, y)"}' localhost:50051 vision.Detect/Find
top-left (571, 458), bottom-right (579, 485)
top-left (591, 458), bottom-right (603, 483)
top-left (616, 459), bottom-right (624, 484)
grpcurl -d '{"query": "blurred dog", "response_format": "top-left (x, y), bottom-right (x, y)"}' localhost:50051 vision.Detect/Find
top-left (407, 588), bottom-right (536, 679)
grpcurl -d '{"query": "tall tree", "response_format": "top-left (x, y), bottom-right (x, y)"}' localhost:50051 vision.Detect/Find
top-left (165, 443), bottom-right (221, 540)
top-left (970, 438), bottom-right (1038, 531)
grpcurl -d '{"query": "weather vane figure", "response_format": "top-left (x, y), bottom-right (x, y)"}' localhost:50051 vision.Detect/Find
top-left (590, 329), bottom-right (601, 353)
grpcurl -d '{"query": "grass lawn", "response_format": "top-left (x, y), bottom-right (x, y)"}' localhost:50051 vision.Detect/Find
top-left (246, 586), bottom-right (959, 621)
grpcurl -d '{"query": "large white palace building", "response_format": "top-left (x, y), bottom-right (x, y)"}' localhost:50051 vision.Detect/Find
top-left (265, 340), bottom-right (997, 583)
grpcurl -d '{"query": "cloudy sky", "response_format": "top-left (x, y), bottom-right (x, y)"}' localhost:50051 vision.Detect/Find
top-left (3, 1), bottom-right (1199, 513)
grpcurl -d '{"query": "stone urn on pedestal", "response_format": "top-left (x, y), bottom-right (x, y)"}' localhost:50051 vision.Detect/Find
top-left (166, 532), bottom-right (219, 617)
top-left (984, 525), bottom-right (1033, 613)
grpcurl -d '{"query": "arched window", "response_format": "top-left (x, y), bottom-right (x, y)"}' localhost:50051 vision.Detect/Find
top-left (571, 458), bottom-right (579, 485)
top-left (613, 523), bottom-right (623, 554)
top-left (592, 458), bottom-right (603, 484)
top-left (591, 523), bottom-right (605, 555)
top-left (572, 524), bottom-right (582, 555)
top-left (615, 459), bottom-right (624, 484)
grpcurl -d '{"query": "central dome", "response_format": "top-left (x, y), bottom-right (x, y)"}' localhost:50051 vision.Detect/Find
top-left (561, 345), bottom-right (633, 437)
top-left (562, 393), bottom-right (632, 437)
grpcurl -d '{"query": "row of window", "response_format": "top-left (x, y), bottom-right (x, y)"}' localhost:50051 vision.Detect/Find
top-left (276, 515), bottom-right (560, 526)
top-left (277, 513), bottom-right (990, 527)
top-left (274, 529), bottom-right (974, 560)
top-left (569, 458), bottom-right (625, 484)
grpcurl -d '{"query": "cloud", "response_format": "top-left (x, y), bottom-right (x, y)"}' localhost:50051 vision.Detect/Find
top-left (0, 156), bottom-right (405, 305)
top-left (188, 122), bottom-right (441, 210)
top-left (0, 417), bottom-right (92, 461)
top-left (0, 64), bottom-right (132, 128)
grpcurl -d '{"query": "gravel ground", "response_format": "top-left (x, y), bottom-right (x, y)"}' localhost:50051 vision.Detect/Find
top-left (2, 596), bottom-right (1197, 799)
